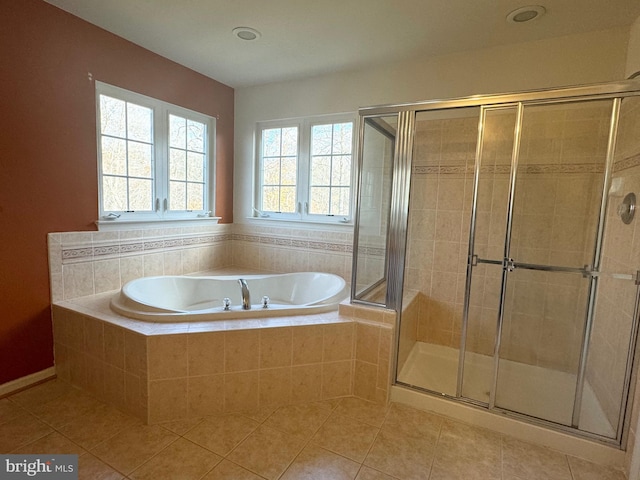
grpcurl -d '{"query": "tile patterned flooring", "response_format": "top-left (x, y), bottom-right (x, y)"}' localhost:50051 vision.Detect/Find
top-left (0, 379), bottom-right (627, 480)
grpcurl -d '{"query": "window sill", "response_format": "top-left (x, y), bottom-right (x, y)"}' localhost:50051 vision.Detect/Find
top-left (245, 216), bottom-right (353, 228)
top-left (95, 216), bottom-right (221, 231)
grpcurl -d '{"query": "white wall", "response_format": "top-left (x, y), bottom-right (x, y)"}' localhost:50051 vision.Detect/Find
top-left (627, 15), bottom-right (640, 78)
top-left (234, 26), bottom-right (629, 222)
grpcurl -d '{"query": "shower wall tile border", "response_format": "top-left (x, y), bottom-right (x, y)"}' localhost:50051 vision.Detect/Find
top-left (359, 246), bottom-right (386, 257)
top-left (413, 156), bottom-right (640, 175)
top-left (412, 163), bottom-right (606, 176)
top-left (614, 152), bottom-right (640, 173)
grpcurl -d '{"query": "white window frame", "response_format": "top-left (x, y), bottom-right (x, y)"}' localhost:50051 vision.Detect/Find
top-left (255, 113), bottom-right (356, 224)
top-left (95, 82), bottom-right (216, 227)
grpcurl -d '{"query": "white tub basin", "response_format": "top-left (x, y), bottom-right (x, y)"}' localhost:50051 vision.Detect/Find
top-left (110, 272), bottom-right (348, 322)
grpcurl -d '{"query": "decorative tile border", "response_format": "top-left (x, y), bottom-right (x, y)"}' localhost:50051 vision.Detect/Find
top-left (55, 227), bottom-right (358, 268)
top-left (359, 246), bottom-right (386, 257)
top-left (62, 247), bottom-right (93, 260)
top-left (413, 155), bottom-right (640, 175)
top-left (483, 165), bottom-right (512, 175)
top-left (522, 163), bottom-right (605, 174)
top-left (413, 165), bottom-right (473, 175)
top-left (614, 153), bottom-right (640, 173)
top-left (61, 233), bottom-right (232, 264)
top-left (413, 163), bottom-right (605, 176)
top-left (231, 232), bottom-right (387, 258)
top-left (232, 233), bottom-right (353, 254)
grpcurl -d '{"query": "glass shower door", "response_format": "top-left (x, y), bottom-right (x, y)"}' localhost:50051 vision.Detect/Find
top-left (396, 107), bottom-right (480, 396)
top-left (460, 106), bottom-right (517, 404)
top-left (352, 115), bottom-right (397, 305)
top-left (493, 100), bottom-right (614, 426)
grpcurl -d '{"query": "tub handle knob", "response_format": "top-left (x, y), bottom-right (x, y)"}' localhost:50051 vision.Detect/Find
top-left (262, 296), bottom-right (270, 308)
top-left (222, 297), bottom-right (231, 311)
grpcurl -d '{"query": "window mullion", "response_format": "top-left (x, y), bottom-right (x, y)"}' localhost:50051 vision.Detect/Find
top-left (205, 119), bottom-right (212, 214)
top-left (124, 103), bottom-right (131, 211)
top-left (279, 132), bottom-right (285, 213)
top-left (155, 105), bottom-right (167, 218)
top-left (328, 125), bottom-right (335, 216)
top-left (299, 121), bottom-right (311, 219)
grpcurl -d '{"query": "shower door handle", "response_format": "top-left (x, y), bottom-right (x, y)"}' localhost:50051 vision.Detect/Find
top-left (506, 261), bottom-right (597, 276)
top-left (474, 257), bottom-right (503, 266)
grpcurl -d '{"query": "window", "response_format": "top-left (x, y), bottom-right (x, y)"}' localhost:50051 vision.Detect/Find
top-left (260, 126), bottom-right (298, 214)
top-left (257, 115), bottom-right (355, 223)
top-left (96, 82), bottom-right (215, 222)
top-left (309, 122), bottom-right (352, 216)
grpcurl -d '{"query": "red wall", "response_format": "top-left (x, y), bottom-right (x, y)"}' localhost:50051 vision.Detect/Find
top-left (0, 0), bottom-right (234, 385)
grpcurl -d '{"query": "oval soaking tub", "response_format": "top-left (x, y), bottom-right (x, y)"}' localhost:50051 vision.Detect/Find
top-left (110, 272), bottom-right (348, 322)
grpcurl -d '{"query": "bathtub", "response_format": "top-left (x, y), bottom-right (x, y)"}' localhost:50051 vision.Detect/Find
top-left (110, 272), bottom-right (348, 322)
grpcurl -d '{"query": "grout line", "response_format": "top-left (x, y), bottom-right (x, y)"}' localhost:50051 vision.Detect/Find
top-left (426, 418), bottom-right (444, 480)
top-left (125, 434), bottom-right (182, 478)
top-left (566, 453), bottom-right (576, 480)
top-left (500, 434), bottom-right (505, 480)
top-left (276, 400), bottom-right (336, 478)
top-left (353, 401), bottom-right (393, 479)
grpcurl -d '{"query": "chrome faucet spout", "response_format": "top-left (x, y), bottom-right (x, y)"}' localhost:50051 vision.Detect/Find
top-left (238, 279), bottom-right (251, 310)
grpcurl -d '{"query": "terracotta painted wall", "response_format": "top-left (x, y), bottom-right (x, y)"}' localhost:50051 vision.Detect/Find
top-left (0, 0), bottom-right (234, 385)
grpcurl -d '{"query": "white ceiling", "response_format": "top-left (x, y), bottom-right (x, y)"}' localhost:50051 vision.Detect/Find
top-left (45, 0), bottom-right (640, 88)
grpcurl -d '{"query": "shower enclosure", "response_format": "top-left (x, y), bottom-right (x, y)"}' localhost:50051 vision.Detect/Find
top-left (351, 79), bottom-right (640, 445)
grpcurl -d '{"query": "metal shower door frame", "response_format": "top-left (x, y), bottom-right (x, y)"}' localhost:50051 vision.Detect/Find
top-left (350, 115), bottom-right (397, 308)
top-left (459, 95), bottom-right (627, 443)
top-left (356, 78), bottom-right (640, 446)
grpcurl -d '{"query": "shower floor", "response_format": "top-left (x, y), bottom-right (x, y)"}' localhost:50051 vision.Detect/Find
top-left (398, 342), bottom-right (615, 438)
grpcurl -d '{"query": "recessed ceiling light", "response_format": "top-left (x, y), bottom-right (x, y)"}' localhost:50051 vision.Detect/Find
top-left (232, 27), bottom-right (261, 41)
top-left (506, 5), bottom-right (546, 23)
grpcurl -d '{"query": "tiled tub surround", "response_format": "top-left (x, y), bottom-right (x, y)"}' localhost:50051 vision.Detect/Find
top-left (48, 224), bottom-right (234, 303)
top-left (48, 223), bottom-right (357, 304)
top-left (231, 223), bottom-right (354, 280)
top-left (51, 294), bottom-right (394, 424)
top-left (47, 222), bottom-right (396, 424)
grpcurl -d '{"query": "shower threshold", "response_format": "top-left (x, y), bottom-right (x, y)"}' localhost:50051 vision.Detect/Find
top-left (398, 342), bottom-right (614, 438)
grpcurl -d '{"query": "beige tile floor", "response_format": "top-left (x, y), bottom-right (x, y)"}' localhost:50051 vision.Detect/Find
top-left (0, 379), bottom-right (627, 480)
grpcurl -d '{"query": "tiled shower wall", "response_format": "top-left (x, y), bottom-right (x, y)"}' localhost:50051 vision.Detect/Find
top-left (589, 96), bottom-right (640, 434)
top-left (404, 113), bottom-right (477, 352)
top-left (403, 103), bottom-right (617, 375)
top-left (620, 95), bottom-right (640, 475)
top-left (500, 102), bottom-right (611, 372)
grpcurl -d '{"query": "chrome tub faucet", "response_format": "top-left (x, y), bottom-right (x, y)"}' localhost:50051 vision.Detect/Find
top-left (238, 279), bottom-right (251, 310)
